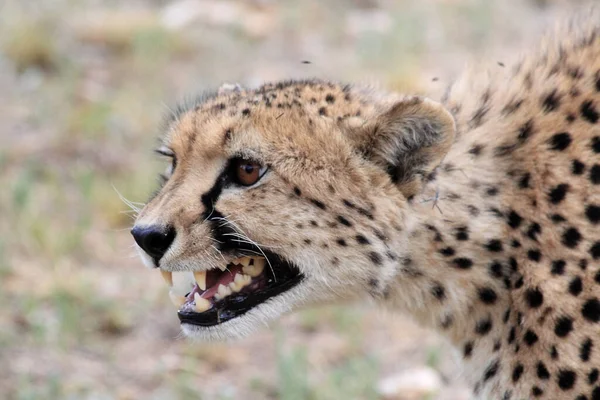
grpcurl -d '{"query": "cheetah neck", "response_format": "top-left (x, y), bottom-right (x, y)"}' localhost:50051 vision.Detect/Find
top-left (376, 104), bottom-right (517, 396)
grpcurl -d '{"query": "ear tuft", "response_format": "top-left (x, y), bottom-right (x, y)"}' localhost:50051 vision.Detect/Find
top-left (356, 97), bottom-right (456, 197)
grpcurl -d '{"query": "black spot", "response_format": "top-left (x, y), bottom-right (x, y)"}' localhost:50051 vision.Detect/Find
top-left (369, 252), bottom-right (382, 265)
top-left (537, 362), bottom-right (550, 380)
top-left (303, 238), bottom-right (312, 245)
top-left (582, 298), bottom-right (600, 322)
top-left (596, 270), bottom-right (600, 284)
top-left (573, 159), bottom-right (586, 175)
top-left (310, 199), bottom-right (326, 210)
top-left (483, 360), bottom-right (499, 381)
top-left (512, 364), bottom-right (524, 382)
top-left (517, 119), bottom-right (535, 142)
top-left (241, 108), bottom-right (251, 116)
top-left (548, 183), bottom-right (569, 204)
top-left (527, 222), bottom-right (542, 241)
top-left (580, 259), bottom-right (589, 270)
top-left (550, 345), bottom-right (559, 359)
top-left (524, 329), bottom-right (539, 346)
top-left (325, 94), bottom-right (335, 104)
top-left (515, 276), bottom-right (524, 289)
top-left (478, 287), bottom-right (498, 304)
top-left (337, 216), bottom-right (352, 227)
top-left (509, 257), bottom-right (518, 272)
top-left (532, 387), bottom-right (543, 397)
top-left (489, 261), bottom-right (504, 278)
top-left (518, 173), bottom-right (531, 189)
top-left (336, 238), bottom-right (347, 247)
top-left (550, 213), bottom-right (567, 223)
top-left (589, 368), bottom-right (599, 385)
top-left (293, 187), bottom-right (301, 196)
top-left (440, 247), bottom-right (455, 256)
top-left (486, 239), bottom-right (503, 252)
top-left (548, 132), bottom-right (572, 150)
top-left (511, 239), bottom-right (521, 248)
top-left (469, 144), bottom-right (484, 156)
top-left (581, 100), bottom-right (599, 123)
top-left (486, 186), bottom-right (499, 196)
top-left (555, 316), bottom-right (573, 337)
top-left (592, 136), bottom-right (600, 153)
top-left (441, 315), bottom-right (453, 329)
top-left (569, 276), bottom-right (583, 296)
top-left (503, 309), bottom-right (511, 323)
top-left (432, 284), bottom-right (446, 300)
top-left (453, 258), bottom-right (473, 269)
top-left (581, 338), bottom-right (593, 362)
top-left (507, 210), bottom-right (523, 229)
top-left (525, 288), bottom-right (544, 308)
top-left (355, 234), bottom-right (370, 245)
top-left (455, 226), bottom-right (469, 241)
top-left (318, 107), bottom-right (327, 116)
top-left (566, 113), bottom-right (577, 123)
top-left (528, 249), bottom-right (542, 262)
top-left (590, 242), bottom-right (600, 259)
top-left (557, 369), bottom-right (577, 390)
top-left (542, 89), bottom-right (561, 112)
top-left (476, 318), bottom-right (492, 335)
top-left (463, 341), bottom-right (474, 358)
top-left (508, 326), bottom-right (516, 343)
top-left (562, 227), bottom-right (583, 248)
top-left (591, 165), bottom-right (600, 184)
top-left (467, 205), bottom-right (480, 217)
top-left (586, 205), bottom-right (600, 224)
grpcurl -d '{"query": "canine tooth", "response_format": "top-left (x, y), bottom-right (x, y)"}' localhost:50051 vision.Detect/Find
top-left (161, 270), bottom-right (173, 287)
top-left (194, 271), bottom-right (207, 291)
top-left (193, 293), bottom-right (211, 312)
top-left (169, 290), bottom-right (186, 308)
top-left (218, 264), bottom-right (227, 271)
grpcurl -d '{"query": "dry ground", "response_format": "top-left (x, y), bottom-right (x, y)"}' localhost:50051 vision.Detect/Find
top-left (0, 0), bottom-right (590, 398)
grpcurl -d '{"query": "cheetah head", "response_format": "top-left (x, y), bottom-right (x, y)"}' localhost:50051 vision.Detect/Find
top-left (132, 80), bottom-right (455, 340)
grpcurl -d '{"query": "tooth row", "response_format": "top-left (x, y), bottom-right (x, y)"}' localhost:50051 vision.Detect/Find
top-left (214, 273), bottom-right (253, 300)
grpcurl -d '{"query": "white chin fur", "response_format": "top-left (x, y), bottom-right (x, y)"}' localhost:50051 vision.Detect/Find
top-left (180, 282), bottom-right (311, 341)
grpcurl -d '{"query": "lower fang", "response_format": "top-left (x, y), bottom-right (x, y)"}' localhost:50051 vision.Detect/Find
top-left (193, 293), bottom-right (211, 312)
top-left (169, 290), bottom-right (186, 308)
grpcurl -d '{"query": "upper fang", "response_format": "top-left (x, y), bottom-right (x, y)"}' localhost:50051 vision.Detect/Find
top-left (194, 271), bottom-right (207, 290)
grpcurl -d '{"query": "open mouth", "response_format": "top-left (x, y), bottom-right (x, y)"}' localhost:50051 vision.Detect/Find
top-left (160, 252), bottom-right (303, 326)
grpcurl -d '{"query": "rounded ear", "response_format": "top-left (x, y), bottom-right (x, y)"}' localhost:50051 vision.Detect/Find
top-left (350, 97), bottom-right (456, 198)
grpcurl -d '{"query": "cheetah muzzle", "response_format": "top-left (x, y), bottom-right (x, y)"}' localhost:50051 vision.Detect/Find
top-left (175, 252), bottom-right (302, 327)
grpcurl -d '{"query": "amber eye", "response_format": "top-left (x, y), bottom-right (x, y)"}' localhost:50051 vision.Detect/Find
top-left (231, 158), bottom-right (268, 186)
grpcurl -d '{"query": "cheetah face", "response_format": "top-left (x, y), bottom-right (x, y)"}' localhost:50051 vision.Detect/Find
top-left (131, 82), bottom-right (455, 340)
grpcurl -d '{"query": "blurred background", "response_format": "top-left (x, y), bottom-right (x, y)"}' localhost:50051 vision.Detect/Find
top-left (0, 0), bottom-right (589, 399)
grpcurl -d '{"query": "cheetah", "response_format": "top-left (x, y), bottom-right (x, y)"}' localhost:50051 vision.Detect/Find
top-left (132, 16), bottom-right (600, 400)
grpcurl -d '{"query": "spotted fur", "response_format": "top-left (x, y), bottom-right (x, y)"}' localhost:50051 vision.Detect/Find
top-left (134, 15), bottom-right (600, 400)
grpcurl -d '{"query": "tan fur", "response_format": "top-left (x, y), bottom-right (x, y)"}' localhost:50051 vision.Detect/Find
top-left (134, 18), bottom-right (600, 400)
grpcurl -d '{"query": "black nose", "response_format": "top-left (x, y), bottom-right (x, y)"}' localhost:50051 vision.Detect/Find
top-left (131, 225), bottom-right (176, 261)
